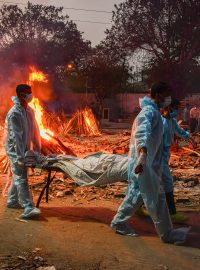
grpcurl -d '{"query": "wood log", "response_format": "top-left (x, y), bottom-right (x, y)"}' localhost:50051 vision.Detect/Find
top-left (64, 108), bottom-right (101, 136)
top-left (104, 138), bottom-right (130, 151)
top-left (181, 147), bottom-right (200, 157)
top-left (41, 134), bottom-right (76, 156)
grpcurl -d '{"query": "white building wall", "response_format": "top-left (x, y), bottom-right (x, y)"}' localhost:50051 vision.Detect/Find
top-left (116, 93), bottom-right (147, 114)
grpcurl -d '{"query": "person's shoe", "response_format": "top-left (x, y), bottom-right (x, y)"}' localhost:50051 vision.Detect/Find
top-left (20, 207), bottom-right (41, 219)
top-left (136, 206), bottom-right (149, 217)
top-left (7, 202), bottom-right (23, 209)
top-left (111, 222), bottom-right (138, 237)
top-left (170, 213), bottom-right (189, 223)
top-left (162, 226), bottom-right (191, 245)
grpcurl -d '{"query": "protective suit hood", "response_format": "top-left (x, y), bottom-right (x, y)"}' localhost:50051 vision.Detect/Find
top-left (139, 96), bottom-right (158, 110)
top-left (11, 96), bottom-right (21, 105)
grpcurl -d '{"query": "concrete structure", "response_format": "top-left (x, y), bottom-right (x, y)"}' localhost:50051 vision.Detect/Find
top-left (53, 92), bottom-right (147, 122)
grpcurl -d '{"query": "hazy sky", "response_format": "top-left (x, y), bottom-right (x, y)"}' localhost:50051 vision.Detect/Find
top-left (1, 0), bottom-right (122, 45)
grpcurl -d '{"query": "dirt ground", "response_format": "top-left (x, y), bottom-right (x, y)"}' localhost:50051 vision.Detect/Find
top-left (0, 130), bottom-right (200, 270)
top-left (0, 191), bottom-right (200, 270)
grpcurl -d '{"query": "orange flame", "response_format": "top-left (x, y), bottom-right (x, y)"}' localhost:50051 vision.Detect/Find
top-left (65, 107), bottom-right (101, 136)
top-left (29, 98), bottom-right (54, 141)
top-left (28, 66), bottom-right (53, 141)
top-left (83, 108), bottom-right (101, 136)
top-left (28, 65), bottom-right (48, 84)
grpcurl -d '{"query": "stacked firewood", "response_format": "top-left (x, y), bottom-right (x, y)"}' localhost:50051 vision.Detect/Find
top-left (43, 110), bottom-right (69, 136)
top-left (41, 135), bottom-right (76, 156)
top-left (170, 144), bottom-right (200, 169)
top-left (104, 137), bottom-right (130, 154)
top-left (63, 107), bottom-right (101, 136)
top-left (103, 134), bottom-right (200, 161)
top-left (0, 134), bottom-right (76, 174)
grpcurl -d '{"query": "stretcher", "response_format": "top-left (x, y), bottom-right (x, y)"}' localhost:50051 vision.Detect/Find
top-left (29, 166), bottom-right (63, 208)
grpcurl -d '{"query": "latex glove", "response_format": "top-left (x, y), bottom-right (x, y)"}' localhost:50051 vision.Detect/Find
top-left (135, 152), bottom-right (147, 174)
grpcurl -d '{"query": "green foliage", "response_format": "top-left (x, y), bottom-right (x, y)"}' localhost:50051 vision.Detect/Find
top-left (105, 0), bottom-right (200, 97)
top-left (77, 46), bottom-right (132, 100)
top-left (0, 1), bottom-right (90, 87)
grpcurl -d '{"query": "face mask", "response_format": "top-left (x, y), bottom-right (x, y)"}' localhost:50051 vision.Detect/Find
top-left (23, 93), bottom-right (33, 103)
top-left (170, 109), bottom-right (179, 118)
top-left (160, 96), bottom-right (172, 108)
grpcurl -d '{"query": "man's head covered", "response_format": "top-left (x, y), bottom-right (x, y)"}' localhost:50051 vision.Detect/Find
top-left (162, 98), bottom-right (180, 118)
top-left (16, 84), bottom-right (33, 104)
top-left (150, 81), bottom-right (172, 108)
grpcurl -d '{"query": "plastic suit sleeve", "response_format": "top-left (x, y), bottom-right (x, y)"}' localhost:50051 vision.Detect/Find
top-left (9, 114), bottom-right (26, 162)
top-left (134, 109), bottom-right (154, 154)
top-left (174, 120), bottom-right (190, 140)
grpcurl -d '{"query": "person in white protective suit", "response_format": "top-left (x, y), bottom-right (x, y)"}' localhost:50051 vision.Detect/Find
top-left (162, 99), bottom-right (197, 222)
top-left (4, 84), bottom-right (41, 219)
top-left (111, 81), bottom-right (191, 244)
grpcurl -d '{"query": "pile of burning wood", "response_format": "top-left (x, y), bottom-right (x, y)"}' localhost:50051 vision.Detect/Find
top-left (0, 65), bottom-right (199, 185)
top-left (41, 134), bottom-right (76, 156)
top-left (0, 102), bottom-right (101, 173)
top-left (0, 65), bottom-right (100, 173)
top-left (63, 107), bottom-right (101, 136)
top-left (0, 135), bottom-right (76, 174)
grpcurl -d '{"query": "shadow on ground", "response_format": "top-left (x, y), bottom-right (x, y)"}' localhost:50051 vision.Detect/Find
top-left (41, 206), bottom-right (200, 249)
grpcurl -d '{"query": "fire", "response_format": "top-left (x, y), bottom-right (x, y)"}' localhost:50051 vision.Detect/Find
top-left (28, 65), bottom-right (48, 84)
top-left (83, 108), bottom-right (101, 136)
top-left (29, 98), bottom-right (54, 141)
top-left (65, 107), bottom-right (101, 136)
top-left (27, 66), bottom-right (101, 140)
top-left (28, 66), bottom-right (53, 140)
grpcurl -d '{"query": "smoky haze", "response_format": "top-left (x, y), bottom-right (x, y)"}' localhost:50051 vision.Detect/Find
top-left (0, 0), bottom-right (121, 116)
top-left (0, 67), bottom-right (56, 117)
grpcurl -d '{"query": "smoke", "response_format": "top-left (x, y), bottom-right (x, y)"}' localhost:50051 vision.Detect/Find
top-left (0, 68), bottom-right (27, 118)
top-left (31, 81), bottom-right (57, 103)
top-left (0, 65), bottom-right (57, 118)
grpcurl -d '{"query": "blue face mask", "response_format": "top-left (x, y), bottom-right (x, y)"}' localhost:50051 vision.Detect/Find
top-left (23, 93), bottom-right (33, 103)
top-left (160, 96), bottom-right (172, 108)
top-left (170, 109), bottom-right (179, 118)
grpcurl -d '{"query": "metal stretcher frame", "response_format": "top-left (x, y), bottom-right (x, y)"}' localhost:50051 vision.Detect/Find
top-left (31, 166), bottom-right (63, 208)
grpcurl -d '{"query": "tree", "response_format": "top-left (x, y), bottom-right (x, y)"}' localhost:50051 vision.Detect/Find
top-left (78, 45), bottom-right (132, 102)
top-left (104, 0), bottom-right (200, 97)
top-left (0, 2), bottom-right (90, 91)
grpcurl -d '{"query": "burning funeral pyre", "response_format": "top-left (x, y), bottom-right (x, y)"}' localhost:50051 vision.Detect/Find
top-left (0, 66), bottom-right (199, 207)
top-left (0, 66), bottom-right (78, 173)
top-left (64, 107), bottom-right (101, 136)
top-left (29, 97), bottom-right (76, 156)
top-left (27, 66), bottom-right (84, 156)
